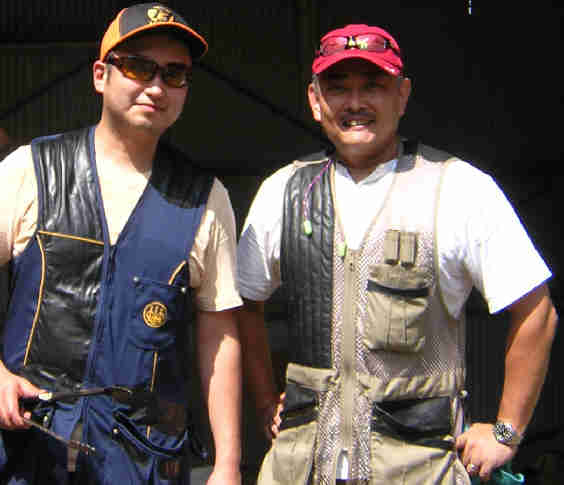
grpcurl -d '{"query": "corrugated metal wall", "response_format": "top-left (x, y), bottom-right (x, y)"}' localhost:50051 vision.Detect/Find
top-left (466, 293), bottom-right (563, 432)
top-left (1, 1), bottom-right (563, 478)
top-left (1, 45), bottom-right (98, 143)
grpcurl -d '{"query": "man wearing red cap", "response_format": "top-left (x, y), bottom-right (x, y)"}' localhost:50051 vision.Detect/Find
top-left (0, 4), bottom-right (241, 484)
top-left (237, 24), bottom-right (557, 484)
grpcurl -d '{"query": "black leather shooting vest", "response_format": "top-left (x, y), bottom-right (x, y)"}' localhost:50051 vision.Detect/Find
top-left (280, 154), bottom-right (334, 368)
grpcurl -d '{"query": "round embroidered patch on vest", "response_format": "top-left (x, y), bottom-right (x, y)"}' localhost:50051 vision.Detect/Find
top-left (143, 302), bottom-right (168, 328)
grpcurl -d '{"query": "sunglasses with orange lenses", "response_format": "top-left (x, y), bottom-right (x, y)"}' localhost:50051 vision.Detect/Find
top-left (106, 52), bottom-right (192, 88)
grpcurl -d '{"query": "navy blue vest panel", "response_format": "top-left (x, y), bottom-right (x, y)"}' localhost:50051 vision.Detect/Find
top-left (0, 126), bottom-right (214, 484)
top-left (280, 161), bottom-right (334, 369)
top-left (1, 238), bottom-right (42, 373)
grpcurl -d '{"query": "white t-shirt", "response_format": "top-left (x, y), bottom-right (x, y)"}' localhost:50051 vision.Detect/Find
top-left (237, 155), bottom-right (551, 318)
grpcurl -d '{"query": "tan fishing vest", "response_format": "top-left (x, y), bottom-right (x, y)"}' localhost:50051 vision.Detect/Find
top-left (259, 143), bottom-right (470, 485)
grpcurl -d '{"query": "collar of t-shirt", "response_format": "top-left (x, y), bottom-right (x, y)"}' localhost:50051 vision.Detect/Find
top-left (334, 158), bottom-right (397, 250)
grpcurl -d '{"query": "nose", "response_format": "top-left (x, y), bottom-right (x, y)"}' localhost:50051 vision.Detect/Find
top-left (346, 87), bottom-right (368, 113)
top-left (144, 73), bottom-right (167, 97)
top-left (345, 88), bottom-right (365, 112)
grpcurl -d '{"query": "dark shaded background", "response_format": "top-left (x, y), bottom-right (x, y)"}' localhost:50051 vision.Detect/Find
top-left (1, 2), bottom-right (562, 482)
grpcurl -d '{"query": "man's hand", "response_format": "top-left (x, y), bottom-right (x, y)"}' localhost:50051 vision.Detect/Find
top-left (457, 284), bottom-right (557, 482)
top-left (258, 392), bottom-right (284, 441)
top-left (455, 423), bottom-right (517, 482)
top-left (0, 365), bottom-right (42, 429)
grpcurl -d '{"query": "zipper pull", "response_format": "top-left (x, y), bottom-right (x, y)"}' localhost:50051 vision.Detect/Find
top-left (337, 241), bottom-right (347, 259)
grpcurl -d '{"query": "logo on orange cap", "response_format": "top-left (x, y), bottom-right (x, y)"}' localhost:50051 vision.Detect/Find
top-left (147, 6), bottom-right (175, 24)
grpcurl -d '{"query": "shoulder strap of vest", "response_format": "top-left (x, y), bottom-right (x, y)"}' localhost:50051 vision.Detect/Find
top-left (151, 142), bottom-right (214, 209)
top-left (31, 127), bottom-right (102, 239)
top-left (281, 161), bottom-right (334, 368)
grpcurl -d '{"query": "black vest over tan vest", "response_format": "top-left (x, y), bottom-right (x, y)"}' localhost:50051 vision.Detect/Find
top-left (270, 141), bottom-right (468, 485)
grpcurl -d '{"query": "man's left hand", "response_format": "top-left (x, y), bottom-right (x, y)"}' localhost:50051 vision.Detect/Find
top-left (455, 423), bottom-right (517, 482)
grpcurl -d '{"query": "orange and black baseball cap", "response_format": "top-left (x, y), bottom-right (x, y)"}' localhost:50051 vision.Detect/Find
top-left (100, 3), bottom-right (208, 61)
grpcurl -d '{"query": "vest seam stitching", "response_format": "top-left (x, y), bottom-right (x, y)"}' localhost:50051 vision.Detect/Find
top-left (146, 351), bottom-right (159, 439)
top-left (23, 234), bottom-right (47, 365)
top-left (37, 230), bottom-right (104, 246)
top-left (169, 260), bottom-right (187, 285)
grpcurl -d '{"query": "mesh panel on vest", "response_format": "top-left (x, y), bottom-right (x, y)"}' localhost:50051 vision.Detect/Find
top-left (313, 228), bottom-right (351, 484)
top-left (311, 147), bottom-right (466, 483)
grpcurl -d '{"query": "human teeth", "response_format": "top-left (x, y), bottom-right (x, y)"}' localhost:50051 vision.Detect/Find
top-left (345, 120), bottom-right (368, 127)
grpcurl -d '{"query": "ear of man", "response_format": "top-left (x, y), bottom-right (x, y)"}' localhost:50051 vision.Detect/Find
top-left (93, 60), bottom-right (110, 94)
top-left (307, 83), bottom-right (322, 122)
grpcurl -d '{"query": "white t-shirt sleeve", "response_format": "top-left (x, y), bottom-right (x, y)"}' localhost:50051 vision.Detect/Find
top-left (190, 178), bottom-right (243, 312)
top-left (438, 161), bottom-right (551, 317)
top-left (0, 145), bottom-right (36, 266)
top-left (237, 164), bottom-right (296, 302)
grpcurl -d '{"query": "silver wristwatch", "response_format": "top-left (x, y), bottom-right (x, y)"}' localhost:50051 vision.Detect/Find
top-left (493, 421), bottom-right (523, 447)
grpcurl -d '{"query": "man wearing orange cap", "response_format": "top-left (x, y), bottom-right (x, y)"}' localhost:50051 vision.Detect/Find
top-left (0, 4), bottom-right (241, 484)
top-left (237, 24), bottom-right (557, 484)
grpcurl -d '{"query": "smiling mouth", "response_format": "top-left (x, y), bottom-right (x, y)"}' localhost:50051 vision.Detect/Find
top-left (342, 119), bottom-right (372, 128)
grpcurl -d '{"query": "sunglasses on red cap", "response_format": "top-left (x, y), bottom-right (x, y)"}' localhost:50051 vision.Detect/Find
top-left (106, 52), bottom-right (192, 88)
top-left (316, 33), bottom-right (400, 58)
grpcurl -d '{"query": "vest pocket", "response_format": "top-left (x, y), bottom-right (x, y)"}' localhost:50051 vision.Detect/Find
top-left (364, 264), bottom-right (431, 353)
top-left (369, 431), bottom-right (460, 485)
top-left (279, 381), bottom-right (318, 431)
top-left (268, 420), bottom-right (317, 485)
top-left (129, 276), bottom-right (186, 350)
top-left (257, 371), bottom-right (320, 484)
top-left (108, 411), bottom-right (188, 483)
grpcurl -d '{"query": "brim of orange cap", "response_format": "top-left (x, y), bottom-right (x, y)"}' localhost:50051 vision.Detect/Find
top-left (312, 49), bottom-right (402, 77)
top-left (100, 21), bottom-right (208, 61)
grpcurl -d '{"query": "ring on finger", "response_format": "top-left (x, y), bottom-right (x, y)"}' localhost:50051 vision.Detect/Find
top-left (467, 463), bottom-right (478, 473)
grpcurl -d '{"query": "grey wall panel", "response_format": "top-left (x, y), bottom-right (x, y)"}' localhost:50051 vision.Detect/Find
top-left (196, 3), bottom-right (307, 120)
top-left (1, 45), bottom-right (99, 143)
top-left (166, 63), bottom-right (323, 172)
top-left (1, 1), bottom-right (111, 42)
top-left (0, 4), bottom-right (561, 476)
top-left (466, 296), bottom-right (563, 433)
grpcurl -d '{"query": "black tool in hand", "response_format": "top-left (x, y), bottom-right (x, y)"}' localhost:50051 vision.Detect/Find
top-left (22, 417), bottom-right (96, 456)
top-left (26, 385), bottom-right (133, 404)
top-left (19, 385), bottom-right (132, 456)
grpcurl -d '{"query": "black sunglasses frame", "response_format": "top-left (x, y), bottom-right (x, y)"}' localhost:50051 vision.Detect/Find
top-left (105, 52), bottom-right (192, 88)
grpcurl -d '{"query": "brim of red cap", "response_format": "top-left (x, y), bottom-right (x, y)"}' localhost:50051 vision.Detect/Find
top-left (312, 49), bottom-right (402, 77)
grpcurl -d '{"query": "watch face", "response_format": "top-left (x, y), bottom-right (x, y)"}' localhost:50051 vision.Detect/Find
top-left (494, 421), bottom-right (520, 445)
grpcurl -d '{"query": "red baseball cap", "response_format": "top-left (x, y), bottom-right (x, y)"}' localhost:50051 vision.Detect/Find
top-left (100, 3), bottom-right (208, 61)
top-left (312, 24), bottom-right (403, 76)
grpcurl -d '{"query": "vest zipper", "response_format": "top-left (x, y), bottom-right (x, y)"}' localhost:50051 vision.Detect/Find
top-left (339, 249), bottom-right (357, 480)
top-left (85, 245), bottom-right (115, 382)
